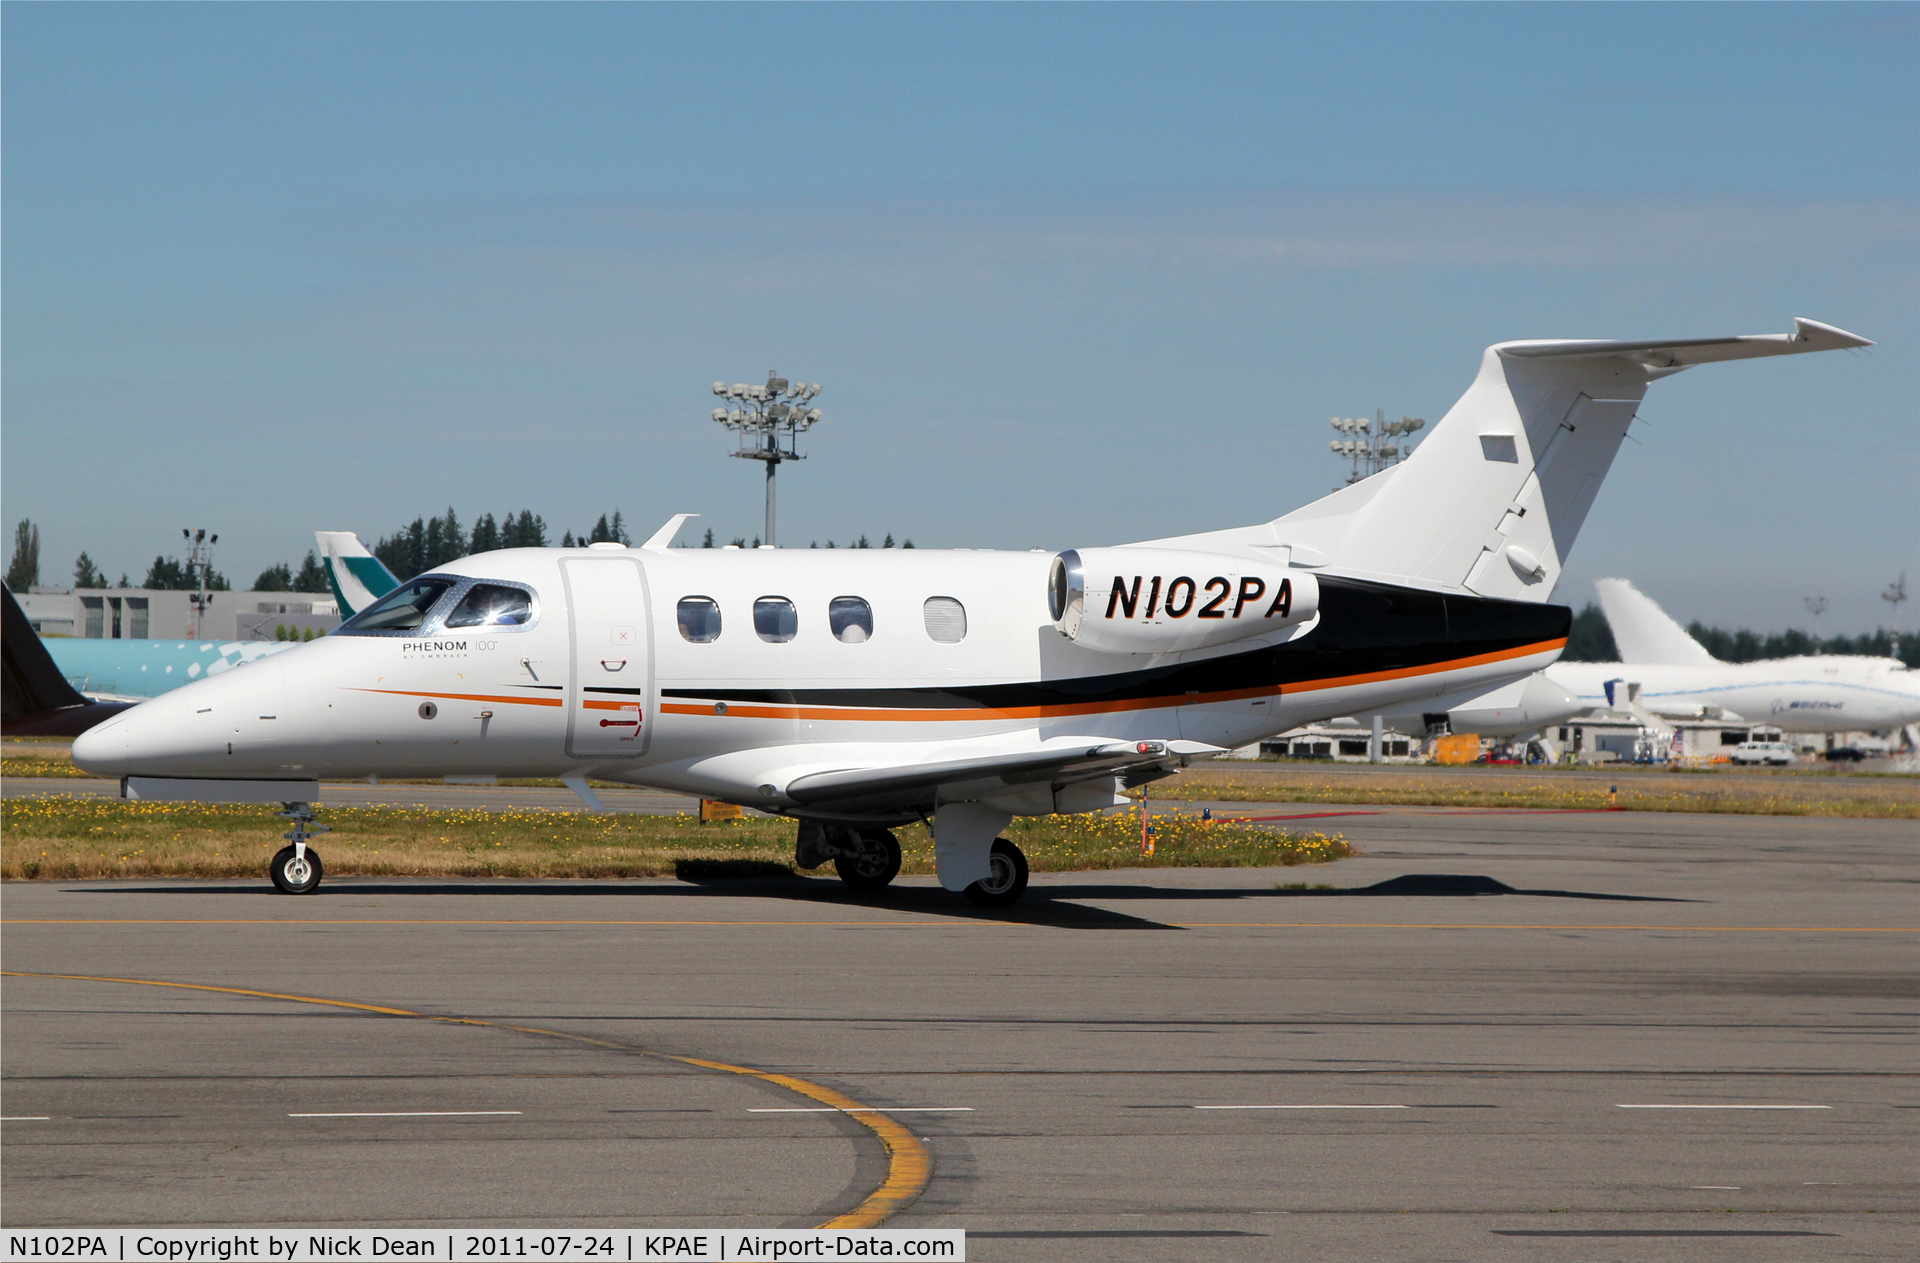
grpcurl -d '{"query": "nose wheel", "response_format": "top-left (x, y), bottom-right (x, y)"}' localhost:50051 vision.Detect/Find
top-left (962, 838), bottom-right (1029, 907)
top-left (270, 802), bottom-right (328, 894)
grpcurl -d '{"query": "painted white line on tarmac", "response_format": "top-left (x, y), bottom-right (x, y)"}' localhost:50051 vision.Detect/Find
top-left (1, 1116), bottom-right (52, 1121)
top-left (1691, 1186), bottom-right (1741, 1190)
top-left (1193, 1104), bottom-right (1409, 1111)
top-left (1616, 1104), bottom-right (1831, 1110)
top-left (288, 1111), bottom-right (524, 1118)
top-left (748, 1107), bottom-right (974, 1114)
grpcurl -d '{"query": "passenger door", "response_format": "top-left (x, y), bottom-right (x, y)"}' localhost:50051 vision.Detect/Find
top-left (561, 556), bottom-right (651, 758)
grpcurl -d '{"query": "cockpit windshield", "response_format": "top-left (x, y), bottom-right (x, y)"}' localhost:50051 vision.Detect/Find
top-left (337, 578), bottom-right (455, 633)
top-left (445, 583), bottom-right (534, 629)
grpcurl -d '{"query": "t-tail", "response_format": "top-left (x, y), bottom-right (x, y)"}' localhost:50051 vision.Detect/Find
top-left (1155, 318), bottom-right (1870, 600)
top-left (315, 532), bottom-right (401, 619)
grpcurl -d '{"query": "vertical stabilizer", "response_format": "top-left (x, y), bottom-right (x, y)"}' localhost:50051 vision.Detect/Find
top-left (1168, 319), bottom-right (1871, 601)
top-left (315, 532), bottom-right (400, 619)
top-left (1593, 578), bottom-right (1717, 666)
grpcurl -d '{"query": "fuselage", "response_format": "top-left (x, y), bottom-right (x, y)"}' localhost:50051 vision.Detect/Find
top-left (73, 545), bottom-right (1567, 811)
top-left (1546, 657), bottom-right (1920, 734)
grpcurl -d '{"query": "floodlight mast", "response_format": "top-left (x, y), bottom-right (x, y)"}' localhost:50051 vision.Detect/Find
top-left (1326, 408), bottom-right (1423, 485)
top-left (182, 527), bottom-right (219, 638)
top-left (710, 371), bottom-right (822, 546)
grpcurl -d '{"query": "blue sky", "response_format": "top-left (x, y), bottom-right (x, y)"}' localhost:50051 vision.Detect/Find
top-left (5, 3), bottom-right (1915, 631)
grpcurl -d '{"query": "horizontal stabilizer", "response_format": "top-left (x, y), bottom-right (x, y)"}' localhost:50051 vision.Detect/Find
top-left (1501, 318), bottom-right (1871, 369)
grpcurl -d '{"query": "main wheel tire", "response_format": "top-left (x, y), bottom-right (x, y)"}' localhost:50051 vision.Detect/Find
top-left (834, 830), bottom-right (902, 892)
top-left (963, 838), bottom-right (1029, 907)
top-left (270, 845), bottom-right (324, 894)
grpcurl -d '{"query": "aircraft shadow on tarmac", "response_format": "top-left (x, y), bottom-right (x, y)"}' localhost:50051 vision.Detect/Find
top-left (77, 869), bottom-right (1687, 932)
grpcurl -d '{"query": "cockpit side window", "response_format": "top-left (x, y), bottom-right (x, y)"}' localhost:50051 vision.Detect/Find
top-left (337, 578), bottom-right (455, 634)
top-left (444, 583), bottom-right (536, 629)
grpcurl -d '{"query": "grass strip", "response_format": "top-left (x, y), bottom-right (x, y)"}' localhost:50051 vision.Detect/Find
top-left (1139, 767), bottom-right (1919, 818)
top-left (1, 796), bottom-right (1349, 881)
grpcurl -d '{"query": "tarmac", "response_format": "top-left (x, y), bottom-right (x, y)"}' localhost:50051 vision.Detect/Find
top-left (2, 797), bottom-right (1916, 1259)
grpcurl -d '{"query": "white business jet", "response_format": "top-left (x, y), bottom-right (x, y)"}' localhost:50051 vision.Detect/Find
top-left (1548, 577), bottom-right (1920, 733)
top-left (73, 319), bottom-right (1870, 902)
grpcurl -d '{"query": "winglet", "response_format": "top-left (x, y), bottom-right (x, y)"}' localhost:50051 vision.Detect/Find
top-left (642, 513), bottom-right (698, 551)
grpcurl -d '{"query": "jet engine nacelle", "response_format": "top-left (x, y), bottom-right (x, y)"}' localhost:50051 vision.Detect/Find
top-left (1049, 548), bottom-right (1318, 654)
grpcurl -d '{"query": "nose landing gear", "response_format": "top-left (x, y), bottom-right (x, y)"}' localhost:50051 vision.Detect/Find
top-left (270, 802), bottom-right (328, 894)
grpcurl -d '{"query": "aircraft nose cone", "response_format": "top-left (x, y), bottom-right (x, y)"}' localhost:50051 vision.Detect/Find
top-left (71, 713), bottom-right (134, 778)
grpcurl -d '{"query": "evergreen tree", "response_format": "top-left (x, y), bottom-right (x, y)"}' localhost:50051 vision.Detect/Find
top-left (6, 519), bottom-right (40, 591)
top-left (73, 552), bottom-right (107, 589)
top-left (1562, 603), bottom-right (1617, 661)
top-left (856, 535), bottom-right (870, 549)
top-left (561, 530), bottom-right (577, 548)
top-left (702, 528), bottom-right (715, 548)
top-left (142, 556), bottom-right (228, 590)
top-left (293, 551), bottom-right (328, 593)
top-left (902, 539), bottom-right (914, 548)
top-left (116, 574), bottom-right (130, 588)
top-left (253, 562), bottom-right (295, 592)
top-left (470, 513), bottom-right (501, 555)
top-left (883, 534), bottom-right (895, 548)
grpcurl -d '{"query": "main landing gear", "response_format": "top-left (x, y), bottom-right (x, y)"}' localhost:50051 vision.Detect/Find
top-left (798, 822), bottom-right (902, 893)
top-left (962, 838), bottom-right (1029, 908)
top-left (795, 821), bottom-right (1031, 906)
top-left (269, 802), bottom-right (328, 894)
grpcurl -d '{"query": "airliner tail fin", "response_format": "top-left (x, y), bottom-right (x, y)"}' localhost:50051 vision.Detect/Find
top-left (1593, 578), bottom-right (1717, 665)
top-left (315, 532), bottom-right (400, 619)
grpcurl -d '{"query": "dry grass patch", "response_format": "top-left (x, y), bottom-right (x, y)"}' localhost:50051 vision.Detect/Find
top-left (1143, 765), bottom-right (1920, 818)
top-left (2, 796), bottom-right (1348, 881)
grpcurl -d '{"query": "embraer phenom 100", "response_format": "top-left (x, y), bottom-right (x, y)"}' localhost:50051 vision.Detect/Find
top-left (73, 319), bottom-right (1870, 903)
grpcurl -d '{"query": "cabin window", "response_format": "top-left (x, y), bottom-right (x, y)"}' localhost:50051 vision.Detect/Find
top-left (677, 596), bottom-right (722, 643)
top-left (923, 596), bottom-right (967, 643)
top-left (444, 583), bottom-right (535, 629)
top-left (338, 578), bottom-right (455, 634)
top-left (754, 596), bottom-right (798, 643)
top-left (829, 596), bottom-right (873, 643)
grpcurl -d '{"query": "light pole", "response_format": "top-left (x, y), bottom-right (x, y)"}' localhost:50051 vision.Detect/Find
top-left (1329, 410), bottom-right (1423, 485)
top-left (1884, 572), bottom-right (1909, 652)
top-left (1803, 595), bottom-right (1829, 653)
top-left (711, 372), bottom-right (822, 547)
top-left (183, 528), bottom-right (218, 639)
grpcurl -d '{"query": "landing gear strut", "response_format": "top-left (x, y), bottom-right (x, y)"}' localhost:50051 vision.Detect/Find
top-left (270, 802), bottom-right (328, 894)
top-left (963, 838), bottom-right (1029, 908)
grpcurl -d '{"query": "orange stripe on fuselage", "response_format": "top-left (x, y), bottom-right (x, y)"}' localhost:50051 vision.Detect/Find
top-left (658, 637), bottom-right (1567, 724)
top-left (351, 688), bottom-right (563, 708)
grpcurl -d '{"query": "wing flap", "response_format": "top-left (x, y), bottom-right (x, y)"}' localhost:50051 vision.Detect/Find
top-left (783, 739), bottom-right (1222, 807)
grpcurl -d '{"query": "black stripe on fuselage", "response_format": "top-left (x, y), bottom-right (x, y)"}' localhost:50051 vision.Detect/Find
top-left (660, 578), bottom-right (1569, 710)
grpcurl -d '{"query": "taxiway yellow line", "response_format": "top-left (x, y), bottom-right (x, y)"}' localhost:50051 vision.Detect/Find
top-left (0, 969), bottom-right (932, 1228)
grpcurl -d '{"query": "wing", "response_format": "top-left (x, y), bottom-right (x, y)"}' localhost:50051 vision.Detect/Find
top-left (780, 738), bottom-right (1225, 819)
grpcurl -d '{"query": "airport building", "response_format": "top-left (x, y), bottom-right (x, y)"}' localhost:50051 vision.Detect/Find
top-left (17, 586), bottom-right (340, 641)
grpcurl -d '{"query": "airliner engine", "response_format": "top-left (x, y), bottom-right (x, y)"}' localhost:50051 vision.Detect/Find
top-left (1049, 548), bottom-right (1318, 654)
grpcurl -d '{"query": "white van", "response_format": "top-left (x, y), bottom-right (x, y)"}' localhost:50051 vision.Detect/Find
top-left (1730, 741), bottom-right (1796, 767)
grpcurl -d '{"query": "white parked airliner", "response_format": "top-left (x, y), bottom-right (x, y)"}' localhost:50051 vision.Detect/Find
top-left (1547, 578), bottom-right (1920, 733)
top-left (73, 318), bottom-right (1870, 902)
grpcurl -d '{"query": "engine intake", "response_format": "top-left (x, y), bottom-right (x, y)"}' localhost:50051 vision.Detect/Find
top-left (1049, 548), bottom-right (1318, 654)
